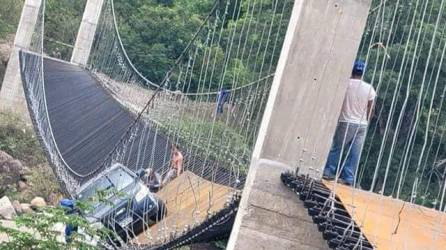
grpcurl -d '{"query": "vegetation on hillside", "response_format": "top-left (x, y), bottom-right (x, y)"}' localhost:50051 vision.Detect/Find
top-left (114, 0), bottom-right (289, 92)
top-left (0, 113), bottom-right (60, 203)
top-left (0, 113), bottom-right (45, 166)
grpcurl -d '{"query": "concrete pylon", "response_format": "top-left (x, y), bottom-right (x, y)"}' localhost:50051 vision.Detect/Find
top-left (228, 0), bottom-right (372, 249)
top-left (0, 0), bottom-right (42, 122)
top-left (71, 0), bottom-right (104, 66)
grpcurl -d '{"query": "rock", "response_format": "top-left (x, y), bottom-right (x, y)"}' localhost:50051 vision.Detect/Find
top-left (30, 197), bottom-right (46, 209)
top-left (3, 159), bottom-right (26, 175)
top-left (0, 196), bottom-right (16, 220)
top-left (0, 151), bottom-right (13, 164)
top-left (17, 181), bottom-right (27, 191)
top-left (20, 203), bottom-right (33, 214)
top-left (12, 200), bottom-right (22, 214)
top-left (0, 151), bottom-right (28, 189)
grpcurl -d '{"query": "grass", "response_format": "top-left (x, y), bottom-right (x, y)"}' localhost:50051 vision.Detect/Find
top-left (0, 112), bottom-right (46, 166)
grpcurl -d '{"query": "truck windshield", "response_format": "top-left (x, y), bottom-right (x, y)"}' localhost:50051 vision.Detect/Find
top-left (78, 177), bottom-right (113, 202)
top-left (107, 168), bottom-right (134, 191)
top-left (78, 168), bottom-right (134, 202)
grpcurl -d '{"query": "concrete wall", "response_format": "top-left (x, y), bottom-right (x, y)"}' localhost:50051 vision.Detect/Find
top-left (228, 0), bottom-right (371, 249)
top-left (71, 0), bottom-right (104, 66)
top-left (0, 0), bottom-right (42, 121)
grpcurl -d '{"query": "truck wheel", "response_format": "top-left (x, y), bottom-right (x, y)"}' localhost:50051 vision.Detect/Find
top-left (151, 198), bottom-right (167, 222)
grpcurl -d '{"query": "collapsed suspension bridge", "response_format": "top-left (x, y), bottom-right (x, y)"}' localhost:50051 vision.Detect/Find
top-left (2, 0), bottom-right (446, 249)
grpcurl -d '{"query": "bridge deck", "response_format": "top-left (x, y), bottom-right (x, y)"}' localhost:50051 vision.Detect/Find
top-left (133, 171), bottom-right (235, 245)
top-left (324, 181), bottom-right (446, 249)
top-left (43, 58), bottom-right (171, 181)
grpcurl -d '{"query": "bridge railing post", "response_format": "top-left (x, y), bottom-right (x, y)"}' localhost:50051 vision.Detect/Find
top-left (0, 0), bottom-right (42, 122)
top-left (71, 0), bottom-right (104, 66)
top-left (228, 0), bottom-right (372, 249)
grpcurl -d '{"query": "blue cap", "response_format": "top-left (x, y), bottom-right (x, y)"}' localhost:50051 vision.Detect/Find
top-left (60, 199), bottom-right (75, 209)
top-left (353, 60), bottom-right (366, 74)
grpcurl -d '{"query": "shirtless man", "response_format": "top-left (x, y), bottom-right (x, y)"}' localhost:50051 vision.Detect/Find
top-left (162, 144), bottom-right (184, 186)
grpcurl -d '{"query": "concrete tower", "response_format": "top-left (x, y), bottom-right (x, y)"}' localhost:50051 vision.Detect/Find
top-left (71, 0), bottom-right (104, 66)
top-left (0, 0), bottom-right (42, 121)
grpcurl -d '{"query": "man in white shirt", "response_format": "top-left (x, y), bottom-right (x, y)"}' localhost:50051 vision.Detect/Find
top-left (323, 60), bottom-right (376, 186)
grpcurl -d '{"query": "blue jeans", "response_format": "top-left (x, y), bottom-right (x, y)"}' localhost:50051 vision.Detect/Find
top-left (323, 122), bottom-right (367, 185)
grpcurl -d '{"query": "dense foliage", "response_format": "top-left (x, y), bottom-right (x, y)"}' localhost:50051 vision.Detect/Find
top-left (114, 0), bottom-right (289, 91)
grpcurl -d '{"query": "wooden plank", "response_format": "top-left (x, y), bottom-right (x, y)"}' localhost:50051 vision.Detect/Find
top-left (134, 171), bottom-right (235, 245)
top-left (324, 181), bottom-right (446, 250)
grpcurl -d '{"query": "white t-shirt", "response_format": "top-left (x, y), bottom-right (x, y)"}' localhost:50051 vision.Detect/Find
top-left (339, 79), bottom-right (376, 125)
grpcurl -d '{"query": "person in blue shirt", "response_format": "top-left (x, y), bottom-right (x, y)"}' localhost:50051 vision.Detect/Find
top-left (60, 198), bottom-right (78, 243)
top-left (216, 88), bottom-right (230, 114)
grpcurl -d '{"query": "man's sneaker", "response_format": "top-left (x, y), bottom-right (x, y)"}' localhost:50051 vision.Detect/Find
top-left (337, 178), bottom-right (353, 186)
top-left (322, 174), bottom-right (335, 181)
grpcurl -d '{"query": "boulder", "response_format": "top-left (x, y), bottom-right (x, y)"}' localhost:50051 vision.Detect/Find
top-left (0, 150), bottom-right (12, 164)
top-left (30, 197), bottom-right (46, 209)
top-left (1, 159), bottom-right (26, 175)
top-left (17, 181), bottom-right (27, 192)
top-left (0, 151), bottom-right (28, 189)
top-left (0, 196), bottom-right (16, 219)
top-left (12, 200), bottom-right (22, 214)
top-left (17, 181), bottom-right (28, 192)
top-left (20, 203), bottom-right (33, 214)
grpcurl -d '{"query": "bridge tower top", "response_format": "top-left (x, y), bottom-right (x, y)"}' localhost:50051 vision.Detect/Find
top-left (71, 0), bottom-right (104, 66)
